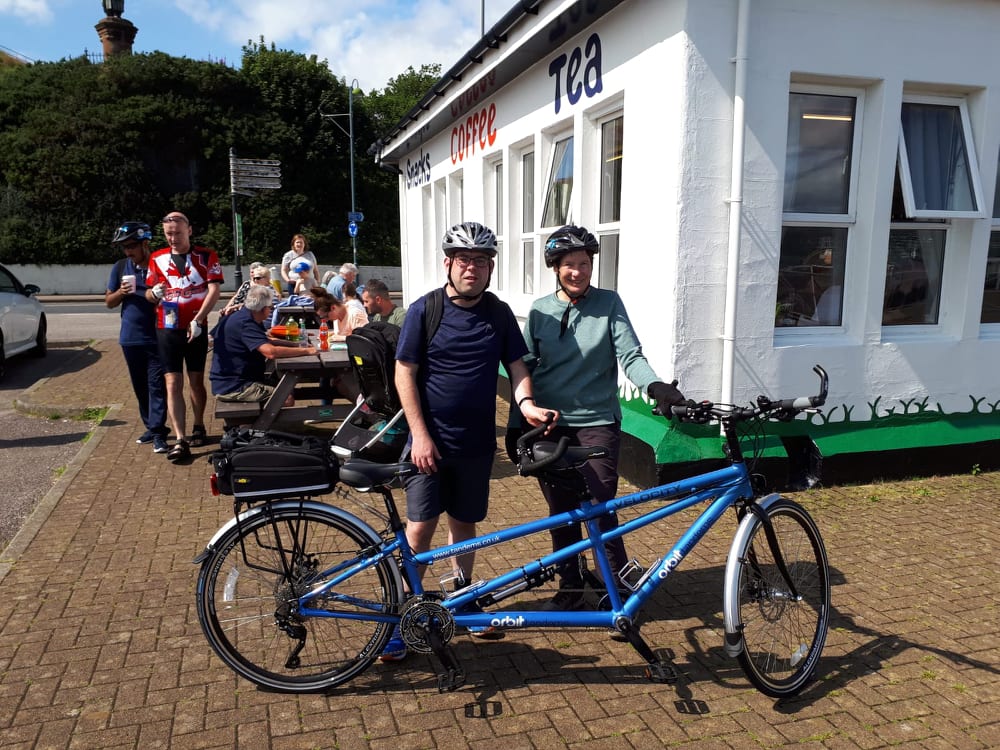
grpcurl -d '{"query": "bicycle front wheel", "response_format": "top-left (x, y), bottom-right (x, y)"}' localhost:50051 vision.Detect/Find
top-left (734, 499), bottom-right (830, 698)
top-left (196, 503), bottom-right (402, 693)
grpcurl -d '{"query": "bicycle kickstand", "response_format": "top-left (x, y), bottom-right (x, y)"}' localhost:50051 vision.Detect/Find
top-left (614, 619), bottom-right (678, 684)
top-left (424, 626), bottom-right (466, 693)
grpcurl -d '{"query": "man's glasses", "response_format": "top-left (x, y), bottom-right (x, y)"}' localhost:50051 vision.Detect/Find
top-left (122, 241), bottom-right (142, 250)
top-left (162, 215), bottom-right (188, 224)
top-left (252, 276), bottom-right (269, 281)
top-left (452, 255), bottom-right (490, 269)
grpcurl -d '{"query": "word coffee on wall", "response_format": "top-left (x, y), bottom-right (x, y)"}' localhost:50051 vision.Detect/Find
top-left (550, 32), bottom-right (603, 114)
top-left (450, 102), bottom-right (498, 164)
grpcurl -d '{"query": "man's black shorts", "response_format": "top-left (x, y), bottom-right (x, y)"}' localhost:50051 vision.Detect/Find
top-left (156, 328), bottom-right (209, 374)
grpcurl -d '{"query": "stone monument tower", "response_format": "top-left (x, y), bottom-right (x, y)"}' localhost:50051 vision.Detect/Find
top-left (95, 0), bottom-right (137, 58)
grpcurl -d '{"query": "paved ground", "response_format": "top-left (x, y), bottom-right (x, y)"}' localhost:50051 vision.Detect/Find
top-left (0, 340), bottom-right (997, 749)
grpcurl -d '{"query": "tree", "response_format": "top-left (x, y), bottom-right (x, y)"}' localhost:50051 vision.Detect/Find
top-left (0, 48), bottom-right (439, 270)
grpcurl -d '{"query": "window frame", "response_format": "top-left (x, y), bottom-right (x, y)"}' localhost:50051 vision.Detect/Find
top-left (540, 131), bottom-right (575, 229)
top-left (896, 94), bottom-right (986, 220)
top-left (982, 149), bottom-right (1000, 325)
top-left (775, 85), bottom-right (865, 333)
top-left (485, 157), bottom-right (504, 291)
top-left (518, 147), bottom-right (536, 296)
top-left (783, 85), bottom-right (865, 225)
top-left (594, 110), bottom-right (624, 290)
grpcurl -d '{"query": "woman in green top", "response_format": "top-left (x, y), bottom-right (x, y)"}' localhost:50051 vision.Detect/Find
top-left (513, 225), bottom-right (685, 611)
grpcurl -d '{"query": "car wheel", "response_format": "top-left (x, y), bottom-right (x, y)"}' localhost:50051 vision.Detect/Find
top-left (31, 315), bottom-right (47, 358)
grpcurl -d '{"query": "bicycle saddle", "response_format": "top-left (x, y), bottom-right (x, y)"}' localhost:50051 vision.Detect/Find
top-left (531, 441), bottom-right (608, 470)
top-left (339, 459), bottom-right (418, 488)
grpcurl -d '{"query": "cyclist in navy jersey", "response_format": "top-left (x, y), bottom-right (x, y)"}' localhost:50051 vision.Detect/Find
top-left (382, 222), bottom-right (556, 660)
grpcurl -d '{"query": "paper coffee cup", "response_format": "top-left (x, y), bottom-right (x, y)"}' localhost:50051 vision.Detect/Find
top-left (121, 274), bottom-right (136, 293)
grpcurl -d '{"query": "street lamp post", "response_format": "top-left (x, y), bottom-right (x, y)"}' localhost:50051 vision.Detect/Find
top-left (348, 79), bottom-right (357, 268)
top-left (320, 79), bottom-right (361, 269)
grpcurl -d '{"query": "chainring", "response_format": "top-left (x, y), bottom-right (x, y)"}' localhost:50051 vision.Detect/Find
top-left (399, 598), bottom-right (456, 653)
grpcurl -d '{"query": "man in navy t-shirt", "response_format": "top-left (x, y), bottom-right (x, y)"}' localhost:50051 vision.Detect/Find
top-left (210, 285), bottom-right (315, 404)
top-left (105, 221), bottom-right (169, 453)
top-left (381, 223), bottom-right (556, 660)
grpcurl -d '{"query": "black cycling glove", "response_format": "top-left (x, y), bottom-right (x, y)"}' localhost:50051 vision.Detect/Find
top-left (648, 380), bottom-right (685, 414)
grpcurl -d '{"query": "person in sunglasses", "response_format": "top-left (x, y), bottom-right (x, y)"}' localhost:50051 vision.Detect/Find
top-left (144, 211), bottom-right (224, 462)
top-left (220, 263), bottom-right (279, 316)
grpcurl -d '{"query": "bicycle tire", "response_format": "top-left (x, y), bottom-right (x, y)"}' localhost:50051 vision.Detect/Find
top-left (196, 503), bottom-right (402, 693)
top-left (733, 499), bottom-right (830, 697)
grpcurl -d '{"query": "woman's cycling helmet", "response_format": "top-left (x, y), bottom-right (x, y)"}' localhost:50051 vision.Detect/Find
top-left (442, 221), bottom-right (497, 257)
top-left (544, 224), bottom-right (599, 267)
top-left (111, 221), bottom-right (152, 244)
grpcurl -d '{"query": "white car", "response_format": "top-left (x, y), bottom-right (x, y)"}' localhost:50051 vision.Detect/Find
top-left (0, 263), bottom-right (46, 378)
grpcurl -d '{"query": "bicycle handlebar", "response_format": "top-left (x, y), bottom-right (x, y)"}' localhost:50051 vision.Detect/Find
top-left (515, 413), bottom-right (576, 475)
top-left (670, 364), bottom-right (828, 425)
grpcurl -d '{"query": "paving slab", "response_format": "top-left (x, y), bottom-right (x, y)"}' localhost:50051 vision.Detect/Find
top-left (0, 340), bottom-right (997, 748)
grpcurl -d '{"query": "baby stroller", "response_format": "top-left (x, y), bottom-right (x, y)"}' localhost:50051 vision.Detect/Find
top-left (331, 322), bottom-right (408, 462)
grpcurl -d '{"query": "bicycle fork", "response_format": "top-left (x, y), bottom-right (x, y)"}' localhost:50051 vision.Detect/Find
top-left (722, 492), bottom-right (788, 657)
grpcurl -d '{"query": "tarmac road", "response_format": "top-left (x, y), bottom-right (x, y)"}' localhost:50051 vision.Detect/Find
top-left (0, 344), bottom-right (102, 550)
top-left (0, 295), bottom-right (231, 550)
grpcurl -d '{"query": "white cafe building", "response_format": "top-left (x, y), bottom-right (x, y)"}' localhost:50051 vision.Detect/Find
top-left (374, 0), bottom-right (1000, 485)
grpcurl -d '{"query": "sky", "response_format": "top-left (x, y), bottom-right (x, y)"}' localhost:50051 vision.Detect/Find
top-left (0, 0), bottom-right (506, 91)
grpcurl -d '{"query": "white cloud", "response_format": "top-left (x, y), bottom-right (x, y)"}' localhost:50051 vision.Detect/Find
top-left (172, 0), bottom-right (493, 91)
top-left (0, 0), bottom-right (54, 24)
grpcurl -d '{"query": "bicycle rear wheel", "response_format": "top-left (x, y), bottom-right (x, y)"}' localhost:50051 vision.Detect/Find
top-left (734, 499), bottom-right (830, 697)
top-left (196, 503), bottom-right (402, 693)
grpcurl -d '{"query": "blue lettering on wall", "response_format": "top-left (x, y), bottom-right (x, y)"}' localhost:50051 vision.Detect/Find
top-left (550, 32), bottom-right (603, 115)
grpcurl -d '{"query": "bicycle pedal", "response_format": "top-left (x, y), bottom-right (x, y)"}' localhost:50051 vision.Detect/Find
top-left (644, 662), bottom-right (678, 684)
top-left (436, 667), bottom-right (466, 692)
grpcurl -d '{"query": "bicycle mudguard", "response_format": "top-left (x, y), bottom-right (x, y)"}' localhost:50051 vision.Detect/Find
top-left (192, 500), bottom-right (379, 565)
top-left (721, 492), bottom-right (785, 657)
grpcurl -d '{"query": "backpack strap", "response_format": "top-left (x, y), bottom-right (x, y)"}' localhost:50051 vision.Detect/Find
top-left (422, 285), bottom-right (447, 349)
top-left (423, 286), bottom-right (508, 349)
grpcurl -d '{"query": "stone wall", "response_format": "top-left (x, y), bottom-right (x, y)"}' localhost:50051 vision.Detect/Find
top-left (9, 264), bottom-right (403, 295)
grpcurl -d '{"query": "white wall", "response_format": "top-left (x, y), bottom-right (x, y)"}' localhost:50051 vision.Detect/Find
top-left (389, 0), bottom-right (1000, 421)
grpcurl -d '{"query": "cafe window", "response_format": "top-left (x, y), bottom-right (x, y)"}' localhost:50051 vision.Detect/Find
top-left (485, 158), bottom-right (504, 291)
top-left (882, 95), bottom-right (985, 326)
top-left (449, 171), bottom-right (464, 225)
top-left (775, 89), bottom-right (860, 328)
top-left (541, 134), bottom-right (574, 228)
top-left (897, 97), bottom-right (985, 219)
top-left (520, 150), bottom-right (535, 295)
top-left (597, 114), bottom-right (623, 289)
top-left (983, 151), bottom-right (1000, 324)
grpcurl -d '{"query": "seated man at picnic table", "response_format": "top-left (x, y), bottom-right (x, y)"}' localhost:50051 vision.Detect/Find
top-left (210, 285), bottom-right (316, 406)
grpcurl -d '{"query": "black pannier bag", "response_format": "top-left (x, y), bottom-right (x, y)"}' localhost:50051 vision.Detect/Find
top-left (212, 432), bottom-right (338, 501)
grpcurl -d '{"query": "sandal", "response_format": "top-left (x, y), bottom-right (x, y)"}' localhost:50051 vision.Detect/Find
top-left (189, 425), bottom-right (207, 447)
top-left (167, 439), bottom-right (191, 462)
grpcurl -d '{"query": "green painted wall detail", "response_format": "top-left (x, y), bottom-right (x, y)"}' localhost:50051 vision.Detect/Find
top-left (620, 393), bottom-right (1000, 464)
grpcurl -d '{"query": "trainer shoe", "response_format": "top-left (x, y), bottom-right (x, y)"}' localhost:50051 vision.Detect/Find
top-left (152, 435), bottom-right (169, 454)
top-left (457, 602), bottom-right (500, 638)
top-left (379, 626), bottom-right (407, 662)
top-left (539, 581), bottom-right (586, 611)
top-left (135, 429), bottom-right (155, 445)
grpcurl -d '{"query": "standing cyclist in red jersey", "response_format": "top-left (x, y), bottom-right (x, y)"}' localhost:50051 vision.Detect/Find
top-left (145, 211), bottom-right (224, 462)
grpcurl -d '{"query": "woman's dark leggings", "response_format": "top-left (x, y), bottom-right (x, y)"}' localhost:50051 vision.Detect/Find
top-left (537, 422), bottom-right (628, 588)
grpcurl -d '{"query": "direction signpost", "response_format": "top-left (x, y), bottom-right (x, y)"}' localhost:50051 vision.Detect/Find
top-left (229, 148), bottom-right (282, 285)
